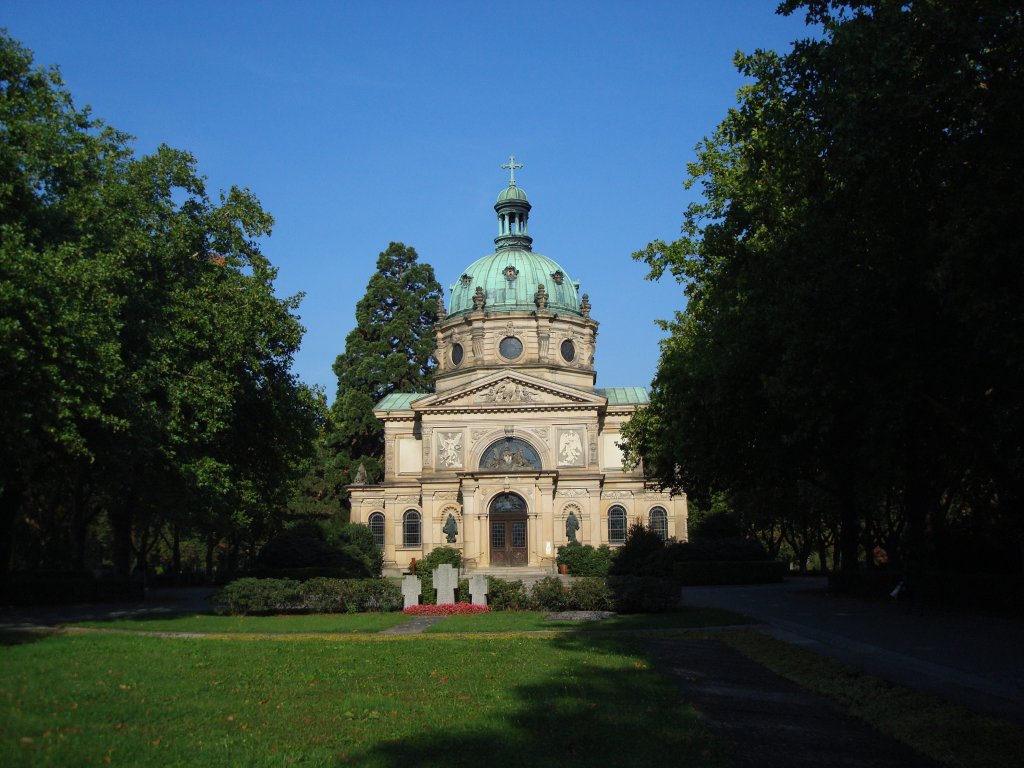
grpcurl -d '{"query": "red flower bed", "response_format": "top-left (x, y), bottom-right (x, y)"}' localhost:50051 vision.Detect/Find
top-left (403, 603), bottom-right (490, 615)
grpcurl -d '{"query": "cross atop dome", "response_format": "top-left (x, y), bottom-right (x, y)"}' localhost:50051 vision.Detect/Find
top-left (501, 154), bottom-right (523, 186)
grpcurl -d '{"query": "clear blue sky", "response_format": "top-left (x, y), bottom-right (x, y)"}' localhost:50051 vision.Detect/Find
top-left (4, 1), bottom-right (813, 400)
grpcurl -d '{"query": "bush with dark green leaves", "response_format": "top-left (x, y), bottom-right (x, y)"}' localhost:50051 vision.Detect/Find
top-left (567, 577), bottom-right (615, 611)
top-left (257, 521), bottom-right (383, 578)
top-left (215, 578), bottom-right (304, 615)
top-left (609, 522), bottom-right (668, 576)
top-left (529, 576), bottom-right (570, 611)
top-left (485, 577), bottom-right (531, 610)
top-left (215, 577), bottom-right (400, 615)
top-left (607, 575), bottom-right (679, 613)
top-left (556, 542), bottom-right (616, 576)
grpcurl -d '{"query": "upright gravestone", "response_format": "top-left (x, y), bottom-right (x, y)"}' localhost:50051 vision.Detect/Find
top-left (401, 574), bottom-right (421, 609)
top-left (468, 574), bottom-right (488, 606)
top-left (433, 563), bottom-right (458, 605)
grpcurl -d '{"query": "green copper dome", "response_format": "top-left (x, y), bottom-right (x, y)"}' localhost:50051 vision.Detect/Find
top-left (448, 249), bottom-right (581, 317)
top-left (448, 156), bottom-right (581, 317)
top-left (497, 184), bottom-right (529, 203)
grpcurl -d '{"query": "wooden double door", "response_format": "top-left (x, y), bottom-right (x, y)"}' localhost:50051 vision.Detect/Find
top-left (490, 513), bottom-right (528, 566)
top-left (489, 492), bottom-right (529, 567)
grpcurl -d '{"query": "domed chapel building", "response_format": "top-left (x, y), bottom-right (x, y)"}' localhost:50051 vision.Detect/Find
top-left (349, 158), bottom-right (687, 575)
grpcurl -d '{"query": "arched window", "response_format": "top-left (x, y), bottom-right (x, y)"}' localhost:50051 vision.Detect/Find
top-left (608, 505), bottom-right (627, 544)
top-left (402, 510), bottom-right (421, 547)
top-left (649, 506), bottom-right (668, 541)
top-left (368, 512), bottom-right (385, 549)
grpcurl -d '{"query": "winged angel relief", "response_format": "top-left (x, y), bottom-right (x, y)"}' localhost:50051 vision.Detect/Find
top-left (438, 432), bottom-right (463, 468)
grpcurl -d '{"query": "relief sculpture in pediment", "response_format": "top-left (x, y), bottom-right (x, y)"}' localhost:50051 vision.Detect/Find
top-left (477, 380), bottom-right (538, 404)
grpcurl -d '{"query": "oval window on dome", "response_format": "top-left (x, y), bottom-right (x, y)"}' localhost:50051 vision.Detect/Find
top-left (499, 336), bottom-right (523, 360)
top-left (560, 339), bottom-right (576, 362)
top-left (451, 343), bottom-right (464, 366)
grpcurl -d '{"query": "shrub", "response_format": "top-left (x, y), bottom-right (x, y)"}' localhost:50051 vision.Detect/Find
top-left (486, 577), bottom-right (531, 610)
top-left (608, 575), bottom-right (679, 613)
top-left (340, 578), bottom-right (402, 612)
top-left (609, 522), bottom-right (667, 576)
top-left (257, 521), bottom-right (382, 578)
top-left (334, 522), bottom-right (385, 576)
top-left (215, 578), bottom-right (303, 615)
top-left (556, 542), bottom-right (615, 576)
top-left (530, 576), bottom-right (570, 611)
top-left (567, 577), bottom-right (615, 611)
top-left (215, 577), bottom-right (401, 614)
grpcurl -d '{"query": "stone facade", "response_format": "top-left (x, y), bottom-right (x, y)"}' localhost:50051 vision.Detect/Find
top-left (349, 165), bottom-right (686, 575)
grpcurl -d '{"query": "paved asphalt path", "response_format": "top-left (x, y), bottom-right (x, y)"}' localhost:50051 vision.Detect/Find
top-left (682, 577), bottom-right (1024, 724)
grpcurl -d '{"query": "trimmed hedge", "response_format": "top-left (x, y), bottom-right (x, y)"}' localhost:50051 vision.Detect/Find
top-left (672, 560), bottom-right (788, 586)
top-left (215, 577), bottom-right (401, 615)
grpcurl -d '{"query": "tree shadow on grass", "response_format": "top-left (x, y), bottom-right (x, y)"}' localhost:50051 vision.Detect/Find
top-left (0, 628), bottom-right (59, 646)
top-left (350, 632), bottom-right (726, 768)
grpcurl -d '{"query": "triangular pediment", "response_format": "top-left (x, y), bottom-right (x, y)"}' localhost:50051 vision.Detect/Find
top-left (413, 370), bottom-right (607, 413)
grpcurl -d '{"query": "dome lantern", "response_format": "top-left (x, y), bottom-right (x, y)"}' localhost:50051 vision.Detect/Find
top-left (495, 155), bottom-right (533, 252)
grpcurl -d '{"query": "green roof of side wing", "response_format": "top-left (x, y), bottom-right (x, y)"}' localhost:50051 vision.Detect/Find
top-left (374, 393), bottom-right (428, 411)
top-left (595, 387), bottom-right (649, 406)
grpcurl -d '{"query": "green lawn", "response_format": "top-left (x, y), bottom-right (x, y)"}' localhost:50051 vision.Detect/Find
top-left (70, 612), bottom-right (409, 634)
top-left (426, 607), bottom-right (755, 633)
top-left (0, 632), bottom-right (724, 767)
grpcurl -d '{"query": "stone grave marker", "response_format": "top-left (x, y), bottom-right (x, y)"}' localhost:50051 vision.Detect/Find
top-left (468, 574), bottom-right (488, 606)
top-left (433, 563), bottom-right (458, 604)
top-left (401, 574), bottom-right (421, 609)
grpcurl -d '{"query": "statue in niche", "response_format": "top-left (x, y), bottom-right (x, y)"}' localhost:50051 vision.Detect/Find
top-left (353, 463), bottom-right (367, 484)
top-left (443, 513), bottom-right (458, 544)
top-left (565, 511), bottom-right (580, 543)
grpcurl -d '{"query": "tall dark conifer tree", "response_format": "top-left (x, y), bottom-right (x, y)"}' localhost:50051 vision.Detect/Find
top-left (328, 243), bottom-right (442, 511)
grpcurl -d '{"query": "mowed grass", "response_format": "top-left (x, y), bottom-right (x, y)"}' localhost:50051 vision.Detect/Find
top-left (0, 632), bottom-right (724, 768)
top-left (426, 607), bottom-right (756, 633)
top-left (71, 612), bottom-right (409, 634)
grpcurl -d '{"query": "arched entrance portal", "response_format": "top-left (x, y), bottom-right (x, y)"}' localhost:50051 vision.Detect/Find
top-left (489, 492), bottom-right (528, 567)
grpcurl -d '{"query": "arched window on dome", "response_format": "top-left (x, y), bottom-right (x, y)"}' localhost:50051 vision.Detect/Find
top-left (402, 510), bottom-right (421, 548)
top-left (608, 505), bottom-right (627, 545)
top-left (649, 507), bottom-right (668, 541)
top-left (369, 512), bottom-right (385, 549)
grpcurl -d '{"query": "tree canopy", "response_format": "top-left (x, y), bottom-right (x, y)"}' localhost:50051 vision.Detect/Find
top-left (0, 32), bottom-right (321, 584)
top-left (621, 1), bottom-right (1024, 574)
top-left (326, 242), bottom-right (442, 512)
